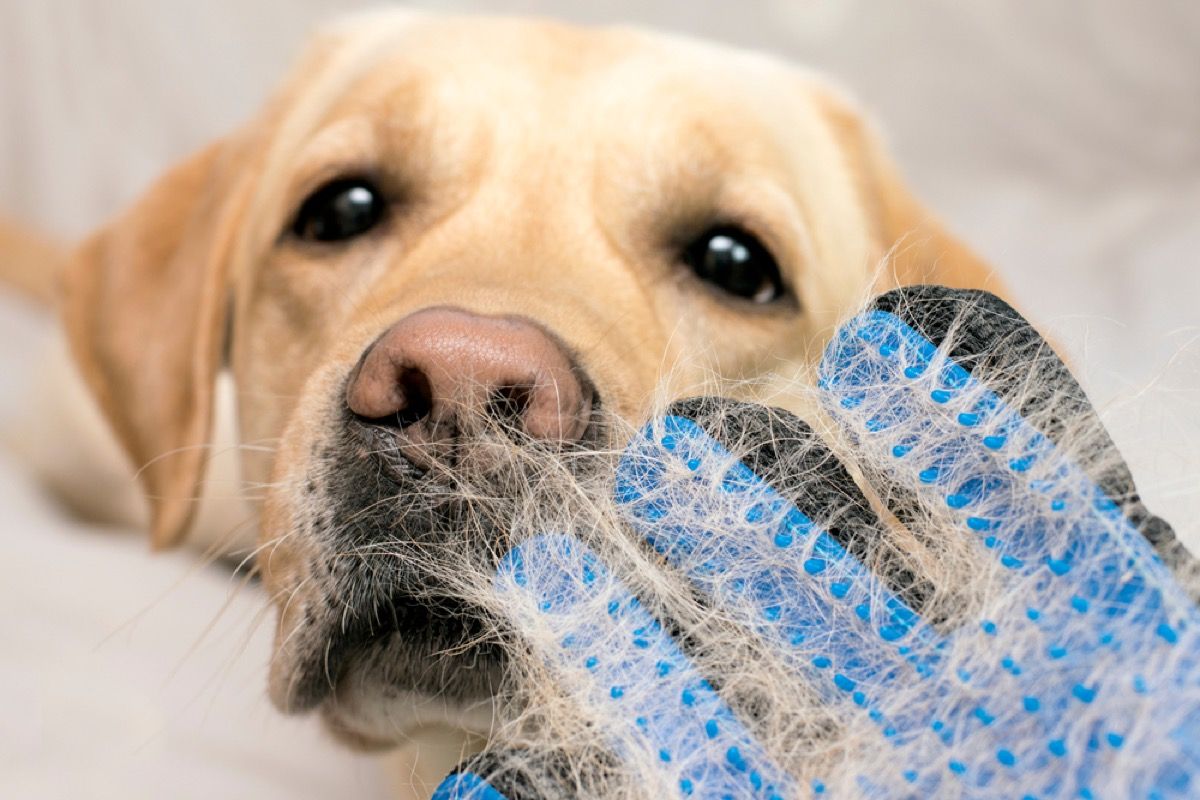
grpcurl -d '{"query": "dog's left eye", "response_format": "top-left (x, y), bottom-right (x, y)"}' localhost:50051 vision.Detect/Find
top-left (290, 178), bottom-right (385, 242)
top-left (683, 226), bottom-right (785, 304)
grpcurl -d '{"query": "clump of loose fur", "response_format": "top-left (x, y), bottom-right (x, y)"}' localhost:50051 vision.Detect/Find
top-left (356, 291), bottom-right (1200, 799)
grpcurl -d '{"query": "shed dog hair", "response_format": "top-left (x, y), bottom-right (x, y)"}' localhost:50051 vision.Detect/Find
top-left (8, 10), bottom-right (1007, 797)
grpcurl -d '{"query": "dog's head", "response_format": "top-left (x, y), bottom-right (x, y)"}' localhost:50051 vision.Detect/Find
top-left (60, 12), bottom-right (996, 746)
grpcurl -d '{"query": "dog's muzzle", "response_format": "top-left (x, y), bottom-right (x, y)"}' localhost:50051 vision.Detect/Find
top-left (273, 307), bottom-right (604, 721)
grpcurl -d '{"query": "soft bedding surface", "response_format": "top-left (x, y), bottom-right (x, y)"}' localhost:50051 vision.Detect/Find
top-left (0, 293), bottom-right (390, 800)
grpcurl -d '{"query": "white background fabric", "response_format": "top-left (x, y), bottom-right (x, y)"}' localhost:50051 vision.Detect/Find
top-left (1, 2), bottom-right (1197, 798)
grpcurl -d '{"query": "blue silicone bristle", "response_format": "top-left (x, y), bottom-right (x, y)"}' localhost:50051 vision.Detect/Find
top-left (494, 533), bottom-right (794, 799)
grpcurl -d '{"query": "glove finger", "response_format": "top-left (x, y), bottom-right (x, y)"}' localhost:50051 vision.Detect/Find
top-left (818, 289), bottom-right (1200, 794)
top-left (615, 400), bottom-right (947, 742)
top-left (491, 533), bottom-right (795, 799)
top-left (861, 286), bottom-right (1193, 584)
top-left (658, 396), bottom-right (936, 612)
top-left (817, 288), bottom-right (1195, 613)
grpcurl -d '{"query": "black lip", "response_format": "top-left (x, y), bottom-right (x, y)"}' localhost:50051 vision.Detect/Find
top-left (284, 589), bottom-right (505, 713)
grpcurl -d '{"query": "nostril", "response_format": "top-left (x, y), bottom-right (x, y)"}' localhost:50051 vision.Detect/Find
top-left (395, 368), bottom-right (433, 427)
top-left (356, 366), bottom-right (434, 429)
top-left (485, 384), bottom-right (532, 430)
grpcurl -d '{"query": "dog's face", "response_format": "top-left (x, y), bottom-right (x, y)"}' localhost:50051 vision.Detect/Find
top-left (60, 12), bottom-right (996, 747)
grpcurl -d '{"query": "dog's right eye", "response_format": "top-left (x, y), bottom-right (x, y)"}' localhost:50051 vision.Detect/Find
top-left (290, 178), bottom-right (385, 242)
top-left (682, 226), bottom-right (785, 304)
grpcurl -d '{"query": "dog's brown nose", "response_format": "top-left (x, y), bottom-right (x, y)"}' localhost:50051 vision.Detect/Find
top-left (346, 308), bottom-right (592, 459)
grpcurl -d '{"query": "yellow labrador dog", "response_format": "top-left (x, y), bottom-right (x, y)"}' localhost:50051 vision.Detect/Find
top-left (7, 9), bottom-right (1006, 795)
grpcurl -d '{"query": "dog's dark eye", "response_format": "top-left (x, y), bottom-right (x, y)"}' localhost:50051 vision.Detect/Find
top-left (290, 178), bottom-right (385, 242)
top-left (683, 226), bottom-right (784, 303)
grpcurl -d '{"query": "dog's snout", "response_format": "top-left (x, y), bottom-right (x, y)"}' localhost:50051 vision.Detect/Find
top-left (346, 308), bottom-right (592, 454)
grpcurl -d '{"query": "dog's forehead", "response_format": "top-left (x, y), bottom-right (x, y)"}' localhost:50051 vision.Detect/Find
top-left (301, 13), bottom-right (824, 132)
top-left (228, 13), bottom-right (872, 361)
top-left (232, 12), bottom-right (871, 355)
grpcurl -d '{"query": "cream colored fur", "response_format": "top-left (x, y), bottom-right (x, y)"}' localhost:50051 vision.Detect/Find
top-left (4, 11), bottom-right (1008, 798)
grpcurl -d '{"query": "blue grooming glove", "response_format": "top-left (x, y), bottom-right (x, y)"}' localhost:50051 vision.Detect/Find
top-left (434, 287), bottom-right (1199, 799)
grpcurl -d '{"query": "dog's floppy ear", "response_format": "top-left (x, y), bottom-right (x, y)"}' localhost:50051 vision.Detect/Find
top-left (60, 140), bottom-right (252, 549)
top-left (817, 91), bottom-right (1004, 295)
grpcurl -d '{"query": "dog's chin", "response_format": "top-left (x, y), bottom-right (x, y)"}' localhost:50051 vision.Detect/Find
top-left (319, 662), bottom-right (500, 750)
top-left (268, 600), bottom-right (504, 747)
